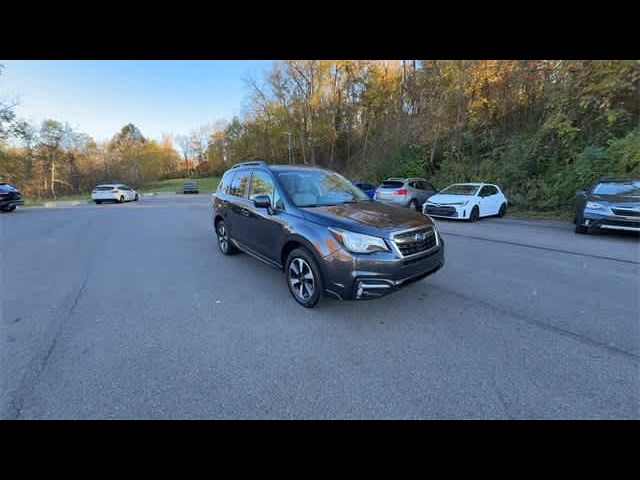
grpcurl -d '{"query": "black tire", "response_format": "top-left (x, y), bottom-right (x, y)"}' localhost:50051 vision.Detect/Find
top-left (119, 196), bottom-right (125, 204)
top-left (286, 247), bottom-right (323, 308)
top-left (134, 194), bottom-right (139, 201)
top-left (575, 224), bottom-right (589, 234)
top-left (409, 199), bottom-right (419, 211)
top-left (2, 205), bottom-right (16, 212)
top-left (497, 203), bottom-right (507, 218)
top-left (95, 200), bottom-right (102, 205)
top-left (215, 220), bottom-right (238, 255)
top-left (469, 206), bottom-right (480, 222)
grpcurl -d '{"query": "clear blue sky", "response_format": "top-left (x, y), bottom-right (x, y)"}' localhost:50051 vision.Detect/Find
top-left (0, 60), bottom-right (275, 142)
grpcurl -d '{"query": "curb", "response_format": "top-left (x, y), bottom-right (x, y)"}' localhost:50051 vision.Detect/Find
top-left (43, 200), bottom-right (88, 208)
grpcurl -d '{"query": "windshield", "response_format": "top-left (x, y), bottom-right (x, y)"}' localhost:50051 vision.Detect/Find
top-left (592, 181), bottom-right (640, 197)
top-left (278, 170), bottom-right (369, 207)
top-left (439, 184), bottom-right (480, 195)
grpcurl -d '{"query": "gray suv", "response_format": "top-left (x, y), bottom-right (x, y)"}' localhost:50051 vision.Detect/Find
top-left (374, 177), bottom-right (438, 210)
top-left (211, 161), bottom-right (445, 307)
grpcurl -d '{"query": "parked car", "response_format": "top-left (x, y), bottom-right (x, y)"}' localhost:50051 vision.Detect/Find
top-left (374, 177), bottom-right (438, 210)
top-left (91, 184), bottom-right (139, 204)
top-left (351, 179), bottom-right (377, 199)
top-left (0, 182), bottom-right (24, 212)
top-left (574, 177), bottom-right (640, 234)
top-left (423, 183), bottom-right (508, 222)
top-left (183, 180), bottom-right (199, 194)
top-left (212, 161), bottom-right (445, 308)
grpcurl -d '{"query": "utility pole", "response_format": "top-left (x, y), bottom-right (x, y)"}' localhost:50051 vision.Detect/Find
top-left (283, 132), bottom-right (293, 164)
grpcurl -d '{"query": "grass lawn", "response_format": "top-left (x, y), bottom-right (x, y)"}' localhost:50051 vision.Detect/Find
top-left (24, 193), bottom-right (92, 206)
top-left (140, 176), bottom-right (220, 193)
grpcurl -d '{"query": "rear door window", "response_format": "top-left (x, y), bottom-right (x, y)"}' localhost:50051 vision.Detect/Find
top-left (229, 171), bottom-right (251, 198)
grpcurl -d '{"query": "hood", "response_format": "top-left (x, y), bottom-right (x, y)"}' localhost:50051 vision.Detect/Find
top-left (427, 193), bottom-right (477, 205)
top-left (301, 200), bottom-right (433, 235)
top-left (587, 194), bottom-right (640, 205)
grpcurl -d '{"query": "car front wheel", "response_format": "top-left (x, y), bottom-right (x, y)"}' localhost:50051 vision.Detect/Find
top-left (286, 248), bottom-right (323, 308)
top-left (575, 224), bottom-right (589, 234)
top-left (469, 206), bottom-right (480, 222)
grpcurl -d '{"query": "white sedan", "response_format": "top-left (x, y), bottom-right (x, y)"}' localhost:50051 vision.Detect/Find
top-left (91, 184), bottom-right (139, 204)
top-left (423, 183), bottom-right (508, 222)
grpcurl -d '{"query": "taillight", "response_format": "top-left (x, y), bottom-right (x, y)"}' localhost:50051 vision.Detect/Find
top-left (394, 189), bottom-right (408, 196)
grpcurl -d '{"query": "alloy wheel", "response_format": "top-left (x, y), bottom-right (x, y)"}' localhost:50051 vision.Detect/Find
top-left (217, 222), bottom-right (229, 252)
top-left (288, 257), bottom-right (315, 301)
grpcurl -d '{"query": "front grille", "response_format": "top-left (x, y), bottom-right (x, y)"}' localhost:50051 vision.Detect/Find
top-left (393, 227), bottom-right (437, 257)
top-left (424, 204), bottom-right (457, 217)
top-left (602, 219), bottom-right (640, 227)
top-left (612, 208), bottom-right (640, 217)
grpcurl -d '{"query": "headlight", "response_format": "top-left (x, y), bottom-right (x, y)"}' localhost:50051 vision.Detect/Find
top-left (585, 202), bottom-right (605, 210)
top-left (328, 227), bottom-right (389, 254)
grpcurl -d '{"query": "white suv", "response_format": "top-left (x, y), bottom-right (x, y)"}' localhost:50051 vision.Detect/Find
top-left (91, 184), bottom-right (139, 204)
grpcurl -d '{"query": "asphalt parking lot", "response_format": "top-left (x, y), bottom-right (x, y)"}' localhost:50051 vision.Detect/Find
top-left (1, 195), bottom-right (638, 419)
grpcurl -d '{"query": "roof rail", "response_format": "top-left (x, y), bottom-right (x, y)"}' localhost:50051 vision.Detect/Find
top-left (231, 160), bottom-right (268, 169)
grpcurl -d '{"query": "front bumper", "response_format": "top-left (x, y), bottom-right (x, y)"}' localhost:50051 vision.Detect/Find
top-left (423, 203), bottom-right (468, 219)
top-left (321, 233), bottom-right (445, 301)
top-left (580, 211), bottom-right (640, 232)
top-left (1, 198), bottom-right (24, 208)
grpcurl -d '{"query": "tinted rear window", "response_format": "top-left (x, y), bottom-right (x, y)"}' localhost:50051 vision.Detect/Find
top-left (380, 181), bottom-right (404, 189)
top-left (96, 186), bottom-right (114, 191)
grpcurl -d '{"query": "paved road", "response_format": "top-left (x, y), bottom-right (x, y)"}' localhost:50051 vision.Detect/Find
top-left (1, 195), bottom-right (638, 419)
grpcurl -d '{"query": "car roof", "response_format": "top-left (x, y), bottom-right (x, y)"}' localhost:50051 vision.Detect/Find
top-left (596, 177), bottom-right (640, 183)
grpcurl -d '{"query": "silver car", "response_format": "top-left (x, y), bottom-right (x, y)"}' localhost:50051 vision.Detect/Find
top-left (374, 177), bottom-right (438, 210)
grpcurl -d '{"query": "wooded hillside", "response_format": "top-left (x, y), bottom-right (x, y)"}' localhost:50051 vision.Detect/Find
top-left (2, 61), bottom-right (638, 211)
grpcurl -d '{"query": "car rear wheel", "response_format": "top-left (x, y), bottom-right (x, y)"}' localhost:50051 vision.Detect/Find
top-left (2, 206), bottom-right (16, 212)
top-left (134, 194), bottom-right (139, 201)
top-left (409, 199), bottom-right (419, 211)
top-left (119, 196), bottom-right (124, 204)
top-left (95, 200), bottom-right (102, 204)
top-left (286, 248), bottom-right (323, 308)
top-left (216, 220), bottom-right (237, 255)
top-left (497, 203), bottom-right (507, 218)
top-left (469, 206), bottom-right (480, 222)
top-left (575, 224), bottom-right (589, 234)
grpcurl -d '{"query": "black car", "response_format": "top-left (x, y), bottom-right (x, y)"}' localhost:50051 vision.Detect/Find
top-left (574, 177), bottom-right (640, 234)
top-left (183, 180), bottom-right (199, 194)
top-left (211, 160), bottom-right (445, 307)
top-left (0, 183), bottom-right (24, 212)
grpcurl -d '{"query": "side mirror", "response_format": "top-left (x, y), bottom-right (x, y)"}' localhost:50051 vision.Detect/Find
top-left (253, 195), bottom-right (272, 209)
